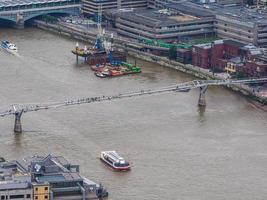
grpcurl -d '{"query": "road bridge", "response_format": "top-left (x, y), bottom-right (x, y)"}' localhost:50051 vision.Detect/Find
top-left (0, 0), bottom-right (80, 28)
top-left (0, 78), bottom-right (267, 133)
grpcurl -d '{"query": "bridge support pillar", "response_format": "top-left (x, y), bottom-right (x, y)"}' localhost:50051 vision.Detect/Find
top-left (14, 13), bottom-right (24, 29)
top-left (198, 86), bottom-right (208, 107)
top-left (14, 23), bottom-right (24, 29)
top-left (14, 111), bottom-right (23, 133)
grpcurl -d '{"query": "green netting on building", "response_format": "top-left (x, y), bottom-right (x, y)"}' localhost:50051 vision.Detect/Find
top-left (140, 36), bottom-right (220, 50)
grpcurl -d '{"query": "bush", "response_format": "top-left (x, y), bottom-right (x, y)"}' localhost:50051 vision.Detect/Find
top-left (168, 45), bottom-right (177, 60)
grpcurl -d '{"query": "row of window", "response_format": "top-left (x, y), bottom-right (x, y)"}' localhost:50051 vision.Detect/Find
top-left (34, 195), bottom-right (48, 200)
top-left (35, 186), bottom-right (48, 191)
top-left (216, 22), bottom-right (252, 33)
top-left (1, 194), bottom-right (31, 199)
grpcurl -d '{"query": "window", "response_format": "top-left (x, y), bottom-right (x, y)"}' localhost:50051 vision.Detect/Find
top-left (26, 194), bottom-right (31, 198)
top-left (35, 188), bottom-right (38, 191)
top-left (45, 195), bottom-right (48, 199)
top-left (45, 187), bottom-right (48, 191)
top-left (224, 29), bottom-right (227, 32)
top-left (9, 195), bottom-right (24, 199)
top-left (35, 196), bottom-right (38, 200)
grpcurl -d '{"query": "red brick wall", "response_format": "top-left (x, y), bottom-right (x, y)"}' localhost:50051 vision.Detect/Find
top-left (210, 43), bottom-right (224, 69)
top-left (223, 44), bottom-right (240, 58)
top-left (244, 61), bottom-right (267, 77)
top-left (192, 46), bottom-right (211, 69)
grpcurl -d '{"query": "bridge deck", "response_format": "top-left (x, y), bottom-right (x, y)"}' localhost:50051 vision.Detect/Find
top-left (0, 78), bottom-right (266, 117)
top-left (0, 0), bottom-right (80, 12)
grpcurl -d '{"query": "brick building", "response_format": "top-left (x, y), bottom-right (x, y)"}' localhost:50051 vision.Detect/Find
top-left (244, 60), bottom-right (267, 77)
top-left (192, 39), bottom-right (267, 77)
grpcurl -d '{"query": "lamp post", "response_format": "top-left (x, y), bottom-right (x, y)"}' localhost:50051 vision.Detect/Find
top-left (211, 41), bottom-right (215, 77)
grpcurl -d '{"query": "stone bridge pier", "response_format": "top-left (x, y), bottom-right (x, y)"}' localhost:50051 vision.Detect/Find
top-left (14, 111), bottom-right (23, 133)
top-left (13, 13), bottom-right (25, 29)
top-left (198, 86), bottom-right (208, 107)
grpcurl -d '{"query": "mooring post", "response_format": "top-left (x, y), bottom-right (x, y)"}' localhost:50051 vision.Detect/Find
top-left (198, 86), bottom-right (208, 107)
top-left (76, 42), bottom-right (79, 64)
top-left (14, 110), bottom-right (23, 133)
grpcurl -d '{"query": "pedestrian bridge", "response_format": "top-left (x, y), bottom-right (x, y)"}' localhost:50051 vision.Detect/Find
top-left (0, 78), bottom-right (267, 133)
top-left (0, 0), bottom-right (80, 27)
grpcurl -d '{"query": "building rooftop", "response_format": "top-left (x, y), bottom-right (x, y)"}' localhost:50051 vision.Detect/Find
top-left (0, 154), bottom-right (82, 186)
top-left (166, 2), bottom-right (215, 18)
top-left (0, 160), bottom-right (31, 190)
top-left (0, 155), bottom-right (106, 199)
top-left (188, 1), bottom-right (267, 24)
top-left (223, 39), bottom-right (246, 47)
top-left (115, 5), bottom-right (213, 28)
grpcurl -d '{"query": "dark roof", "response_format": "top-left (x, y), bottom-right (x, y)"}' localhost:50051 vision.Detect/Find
top-left (117, 8), bottom-right (212, 28)
top-left (166, 2), bottom-right (214, 17)
top-left (223, 39), bottom-right (246, 48)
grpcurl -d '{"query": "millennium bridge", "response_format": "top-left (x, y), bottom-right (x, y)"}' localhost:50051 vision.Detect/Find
top-left (0, 0), bottom-right (80, 27)
top-left (0, 78), bottom-right (266, 133)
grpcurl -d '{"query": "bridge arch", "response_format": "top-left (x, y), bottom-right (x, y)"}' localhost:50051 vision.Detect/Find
top-left (23, 9), bottom-right (78, 22)
top-left (0, 16), bottom-right (16, 24)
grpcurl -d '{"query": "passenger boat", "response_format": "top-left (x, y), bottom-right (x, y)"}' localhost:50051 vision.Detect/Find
top-left (1, 41), bottom-right (18, 52)
top-left (95, 72), bottom-right (107, 78)
top-left (100, 151), bottom-right (130, 171)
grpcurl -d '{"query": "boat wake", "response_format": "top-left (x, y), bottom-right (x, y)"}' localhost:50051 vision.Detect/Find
top-left (1, 41), bottom-right (20, 57)
top-left (0, 48), bottom-right (21, 58)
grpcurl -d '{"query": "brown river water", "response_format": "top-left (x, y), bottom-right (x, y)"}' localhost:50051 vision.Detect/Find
top-left (0, 27), bottom-right (267, 200)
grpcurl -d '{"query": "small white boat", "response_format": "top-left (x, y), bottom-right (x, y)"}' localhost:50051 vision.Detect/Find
top-left (95, 72), bottom-right (107, 78)
top-left (100, 151), bottom-right (130, 171)
top-left (1, 41), bottom-right (18, 52)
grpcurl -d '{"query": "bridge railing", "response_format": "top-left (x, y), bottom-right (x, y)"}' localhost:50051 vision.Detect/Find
top-left (0, 0), bottom-right (81, 13)
top-left (0, 78), bottom-right (266, 118)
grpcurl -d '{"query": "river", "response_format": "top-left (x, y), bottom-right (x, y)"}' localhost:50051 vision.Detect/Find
top-left (0, 27), bottom-right (267, 200)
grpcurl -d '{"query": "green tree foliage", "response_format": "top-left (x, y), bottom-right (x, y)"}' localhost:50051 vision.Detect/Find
top-left (168, 45), bottom-right (177, 60)
top-left (247, 0), bottom-right (254, 5)
top-left (232, 68), bottom-right (246, 79)
top-left (42, 15), bottom-right (58, 24)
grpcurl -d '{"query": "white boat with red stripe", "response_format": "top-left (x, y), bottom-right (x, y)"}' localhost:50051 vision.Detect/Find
top-left (100, 151), bottom-right (130, 171)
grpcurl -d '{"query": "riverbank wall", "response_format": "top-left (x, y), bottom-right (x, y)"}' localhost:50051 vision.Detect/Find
top-left (35, 20), bottom-right (267, 106)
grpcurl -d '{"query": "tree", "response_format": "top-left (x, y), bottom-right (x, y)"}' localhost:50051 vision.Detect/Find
top-left (168, 45), bottom-right (177, 60)
top-left (247, 0), bottom-right (254, 6)
top-left (233, 68), bottom-right (246, 79)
